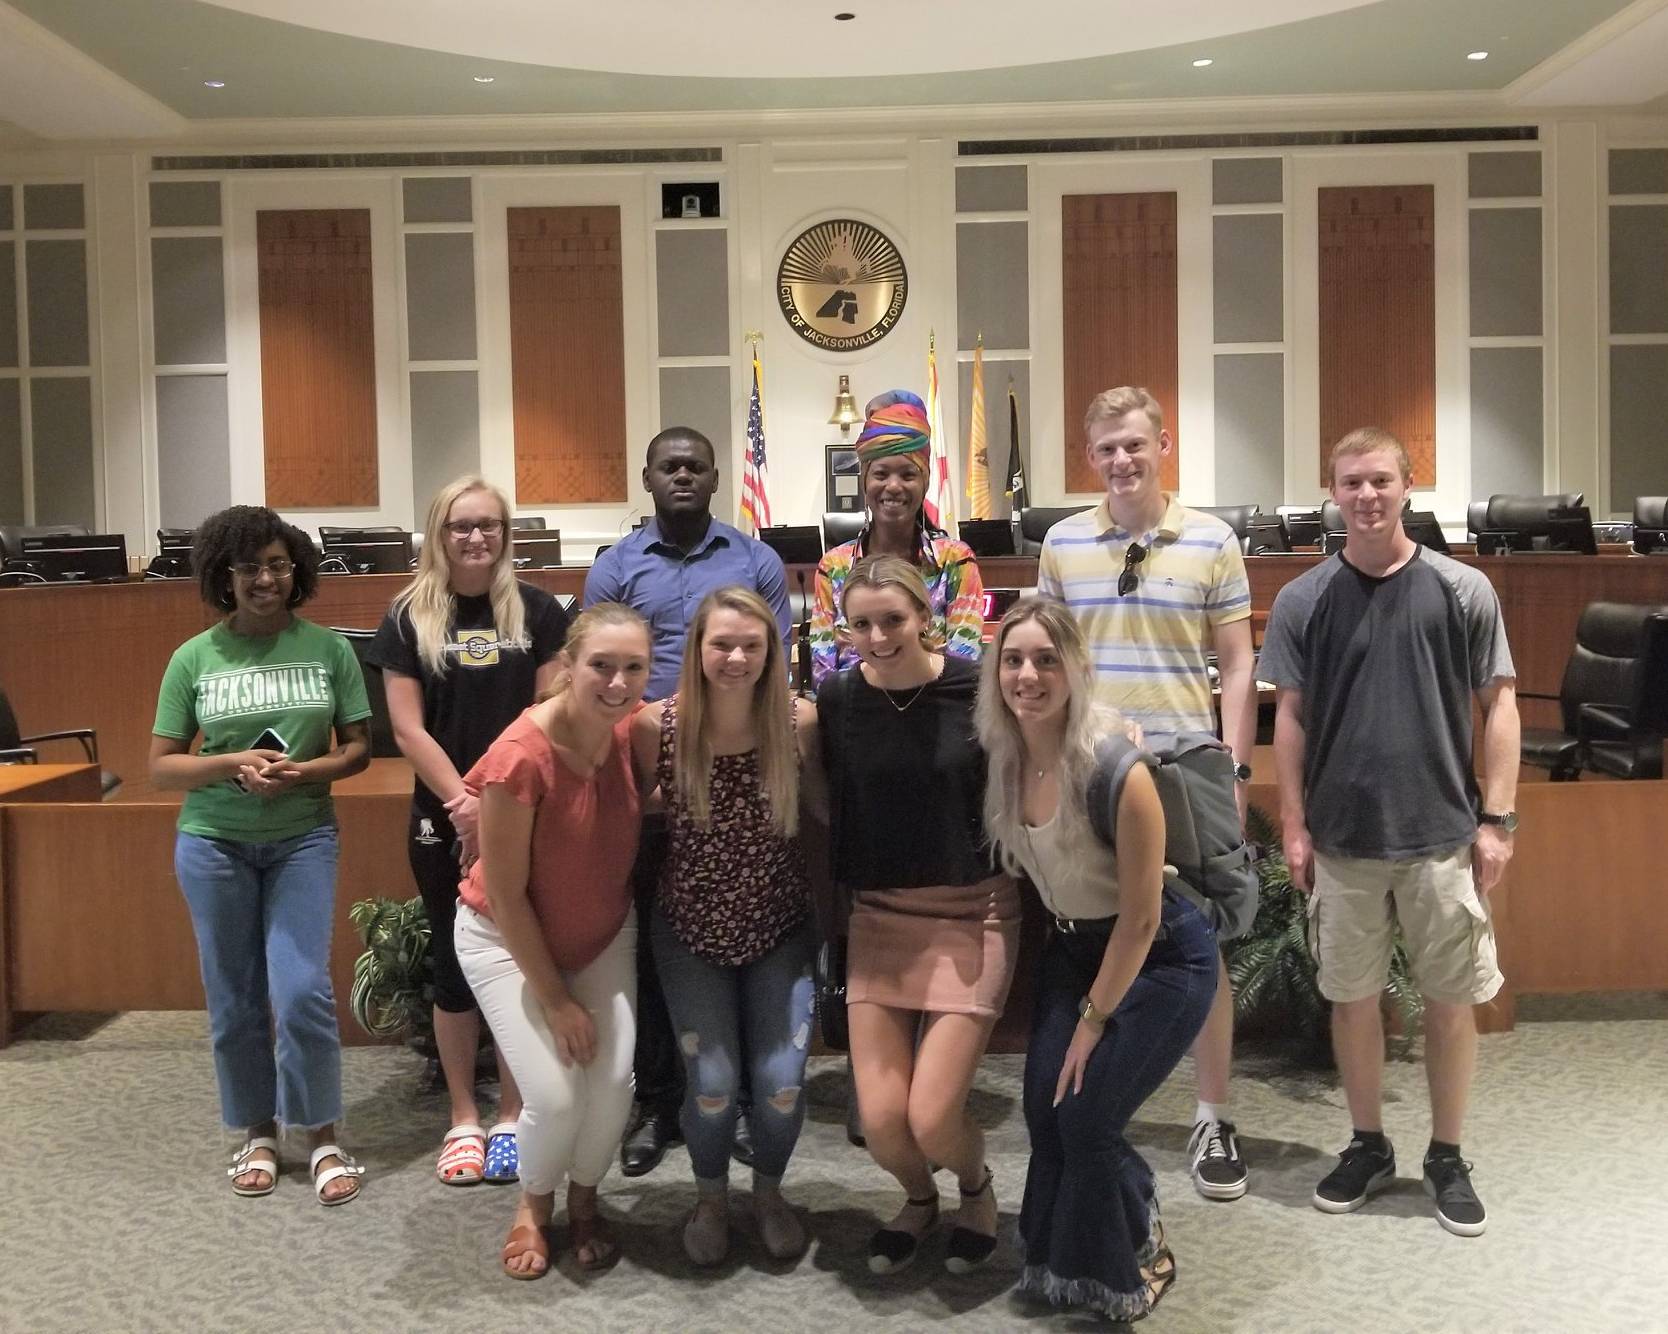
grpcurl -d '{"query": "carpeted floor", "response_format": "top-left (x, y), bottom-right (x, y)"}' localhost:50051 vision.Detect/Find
top-left (2, 995), bottom-right (1664, 1333)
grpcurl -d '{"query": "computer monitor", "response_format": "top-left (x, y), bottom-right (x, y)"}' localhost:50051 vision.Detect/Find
top-left (958, 519), bottom-right (1016, 558)
top-left (1278, 508), bottom-right (1325, 547)
top-left (157, 528), bottom-right (194, 553)
top-left (1475, 530), bottom-right (1533, 556)
top-left (757, 525), bottom-right (824, 566)
top-left (16, 533), bottom-right (129, 583)
top-left (1401, 511), bottom-right (1450, 554)
top-left (320, 531), bottom-right (414, 574)
top-left (512, 530), bottom-right (563, 569)
top-left (1544, 506), bottom-right (1598, 555)
top-left (1245, 517), bottom-right (1290, 555)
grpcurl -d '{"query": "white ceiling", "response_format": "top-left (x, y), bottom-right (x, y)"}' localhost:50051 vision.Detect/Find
top-left (204, 0), bottom-right (1377, 79)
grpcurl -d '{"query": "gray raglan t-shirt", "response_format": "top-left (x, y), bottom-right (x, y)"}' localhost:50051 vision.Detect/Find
top-left (1257, 547), bottom-right (1515, 860)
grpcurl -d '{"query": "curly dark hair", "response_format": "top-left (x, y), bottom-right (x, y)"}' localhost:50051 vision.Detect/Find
top-left (191, 505), bottom-right (320, 612)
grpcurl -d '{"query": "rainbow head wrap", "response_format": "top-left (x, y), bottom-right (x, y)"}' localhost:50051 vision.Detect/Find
top-left (854, 389), bottom-right (930, 470)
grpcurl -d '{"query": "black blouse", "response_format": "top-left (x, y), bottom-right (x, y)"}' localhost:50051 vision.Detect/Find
top-left (817, 655), bottom-right (993, 892)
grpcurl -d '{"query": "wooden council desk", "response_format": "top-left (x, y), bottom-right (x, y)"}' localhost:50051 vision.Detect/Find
top-left (2, 553), bottom-right (1664, 797)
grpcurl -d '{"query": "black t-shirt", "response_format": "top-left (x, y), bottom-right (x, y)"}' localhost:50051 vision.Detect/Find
top-left (366, 582), bottom-right (569, 816)
top-left (1258, 548), bottom-right (1514, 859)
top-left (817, 655), bottom-right (993, 892)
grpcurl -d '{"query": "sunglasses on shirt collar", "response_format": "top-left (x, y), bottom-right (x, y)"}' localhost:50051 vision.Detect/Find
top-left (1117, 542), bottom-right (1148, 597)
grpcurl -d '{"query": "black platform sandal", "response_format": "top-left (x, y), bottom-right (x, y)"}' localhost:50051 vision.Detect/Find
top-left (1132, 1244), bottom-right (1177, 1321)
top-left (945, 1167), bottom-right (998, 1274)
top-left (867, 1194), bottom-right (940, 1275)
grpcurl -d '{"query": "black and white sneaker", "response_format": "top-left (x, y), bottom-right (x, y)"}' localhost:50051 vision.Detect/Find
top-left (1312, 1136), bottom-right (1397, 1213)
top-left (1187, 1119), bottom-right (1249, 1200)
top-left (1424, 1153), bottom-right (1487, 1237)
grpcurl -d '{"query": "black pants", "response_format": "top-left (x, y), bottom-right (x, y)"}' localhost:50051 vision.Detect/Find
top-left (408, 807), bottom-right (476, 1014)
top-left (631, 817), bottom-right (682, 1116)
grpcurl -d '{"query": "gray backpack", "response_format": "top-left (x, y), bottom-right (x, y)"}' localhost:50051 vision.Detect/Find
top-left (1086, 731), bottom-right (1258, 941)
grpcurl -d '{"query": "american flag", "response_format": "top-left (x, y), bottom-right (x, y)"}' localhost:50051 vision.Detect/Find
top-left (739, 351), bottom-right (772, 534)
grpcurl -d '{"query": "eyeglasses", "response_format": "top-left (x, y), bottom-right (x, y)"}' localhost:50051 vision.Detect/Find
top-left (1117, 542), bottom-right (1147, 597)
top-left (230, 558), bottom-right (294, 580)
top-left (445, 519), bottom-right (505, 538)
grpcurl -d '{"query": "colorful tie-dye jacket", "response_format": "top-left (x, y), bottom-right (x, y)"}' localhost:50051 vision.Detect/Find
top-left (810, 532), bottom-right (985, 688)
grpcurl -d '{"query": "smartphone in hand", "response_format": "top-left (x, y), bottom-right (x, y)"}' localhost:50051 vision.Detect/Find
top-left (233, 726), bottom-right (290, 791)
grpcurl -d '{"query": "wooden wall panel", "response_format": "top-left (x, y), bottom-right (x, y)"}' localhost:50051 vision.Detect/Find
top-left (1317, 185), bottom-right (1436, 486)
top-left (1061, 193), bottom-right (1179, 494)
top-left (508, 206), bottom-right (627, 504)
top-left (257, 210), bottom-right (379, 507)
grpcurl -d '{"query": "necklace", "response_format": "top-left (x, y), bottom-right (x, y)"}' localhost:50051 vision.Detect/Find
top-left (881, 682), bottom-right (929, 714)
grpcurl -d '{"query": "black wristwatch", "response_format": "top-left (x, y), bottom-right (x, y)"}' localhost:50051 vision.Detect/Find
top-left (1478, 810), bottom-right (1519, 833)
top-left (1232, 761), bottom-right (1253, 783)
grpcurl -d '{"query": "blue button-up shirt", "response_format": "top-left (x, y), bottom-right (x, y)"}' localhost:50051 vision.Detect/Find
top-left (582, 516), bottom-right (792, 700)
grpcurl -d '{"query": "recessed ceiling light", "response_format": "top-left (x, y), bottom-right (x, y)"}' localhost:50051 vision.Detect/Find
top-left (203, 79), bottom-right (226, 88)
top-left (1467, 50), bottom-right (1489, 61)
top-left (1192, 58), bottom-right (1214, 68)
top-left (473, 75), bottom-right (496, 83)
top-left (834, 12), bottom-right (856, 20)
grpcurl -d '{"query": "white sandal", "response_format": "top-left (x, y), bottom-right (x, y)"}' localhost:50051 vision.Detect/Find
top-left (309, 1143), bottom-right (365, 1207)
top-left (228, 1136), bottom-right (280, 1197)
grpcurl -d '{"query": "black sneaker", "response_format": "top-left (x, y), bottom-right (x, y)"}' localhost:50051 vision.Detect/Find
top-left (1312, 1136), bottom-right (1397, 1213)
top-left (1424, 1153), bottom-right (1487, 1237)
top-left (1187, 1119), bottom-right (1249, 1200)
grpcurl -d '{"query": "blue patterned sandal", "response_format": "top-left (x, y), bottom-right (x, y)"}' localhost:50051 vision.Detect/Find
top-left (483, 1121), bottom-right (519, 1184)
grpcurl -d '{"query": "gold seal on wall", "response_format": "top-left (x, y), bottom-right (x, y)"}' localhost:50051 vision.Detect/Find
top-left (777, 219), bottom-right (908, 352)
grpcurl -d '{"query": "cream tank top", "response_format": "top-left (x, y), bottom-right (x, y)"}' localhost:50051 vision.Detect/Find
top-left (1011, 807), bottom-right (1121, 921)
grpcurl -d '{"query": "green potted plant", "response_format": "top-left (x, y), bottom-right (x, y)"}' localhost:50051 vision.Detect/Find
top-left (349, 895), bottom-right (435, 1051)
top-left (1226, 806), bottom-right (1422, 1059)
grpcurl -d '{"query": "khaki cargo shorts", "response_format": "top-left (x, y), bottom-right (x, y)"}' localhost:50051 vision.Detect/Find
top-left (1308, 844), bottom-right (1504, 1006)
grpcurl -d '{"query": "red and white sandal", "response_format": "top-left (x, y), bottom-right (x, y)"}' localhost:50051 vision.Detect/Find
top-left (437, 1123), bottom-right (487, 1186)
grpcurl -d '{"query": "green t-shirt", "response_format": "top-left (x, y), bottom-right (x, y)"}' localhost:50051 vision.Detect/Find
top-left (153, 617), bottom-right (372, 842)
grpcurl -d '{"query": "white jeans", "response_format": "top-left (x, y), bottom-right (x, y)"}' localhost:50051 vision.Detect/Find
top-left (455, 903), bottom-right (638, 1195)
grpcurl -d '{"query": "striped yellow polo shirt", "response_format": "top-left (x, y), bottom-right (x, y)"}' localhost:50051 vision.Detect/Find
top-left (1036, 496), bottom-right (1251, 736)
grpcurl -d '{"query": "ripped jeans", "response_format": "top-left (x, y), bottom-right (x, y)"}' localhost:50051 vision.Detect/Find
top-left (650, 907), bottom-right (816, 1185)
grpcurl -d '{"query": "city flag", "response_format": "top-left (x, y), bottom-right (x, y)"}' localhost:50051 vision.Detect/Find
top-left (925, 331), bottom-right (955, 532)
top-left (739, 350), bottom-right (772, 534)
top-left (966, 340), bottom-right (992, 519)
top-left (1006, 381), bottom-right (1028, 514)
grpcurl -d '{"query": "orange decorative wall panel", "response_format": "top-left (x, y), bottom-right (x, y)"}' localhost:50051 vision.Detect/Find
top-left (256, 210), bottom-right (379, 507)
top-left (507, 206), bottom-right (627, 504)
top-left (1061, 193), bottom-right (1179, 494)
top-left (1317, 185), bottom-right (1436, 486)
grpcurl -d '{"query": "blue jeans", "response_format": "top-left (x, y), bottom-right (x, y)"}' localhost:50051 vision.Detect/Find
top-left (650, 906), bottom-right (815, 1183)
top-left (174, 825), bottom-right (343, 1130)
top-left (1018, 891), bottom-right (1218, 1321)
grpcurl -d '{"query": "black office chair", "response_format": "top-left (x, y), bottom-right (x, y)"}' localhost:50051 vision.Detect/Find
top-left (1519, 603), bottom-right (1668, 781)
top-left (1194, 505), bottom-right (1260, 540)
top-left (1637, 497), bottom-right (1667, 529)
top-left (1466, 500), bottom-right (1490, 539)
top-left (822, 511), bottom-right (864, 550)
top-left (0, 685), bottom-right (121, 796)
top-left (1016, 505), bottom-right (1094, 556)
top-left (331, 629), bottom-right (402, 759)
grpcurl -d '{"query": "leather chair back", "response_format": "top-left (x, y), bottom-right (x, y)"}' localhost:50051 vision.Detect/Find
top-left (821, 511), bottom-right (864, 550)
top-left (1016, 505), bottom-right (1093, 555)
top-left (1193, 505), bottom-right (1259, 539)
top-left (1559, 603), bottom-right (1666, 736)
top-left (1634, 497), bottom-right (1668, 529)
top-left (1483, 493), bottom-right (1585, 536)
top-left (330, 628), bottom-right (401, 759)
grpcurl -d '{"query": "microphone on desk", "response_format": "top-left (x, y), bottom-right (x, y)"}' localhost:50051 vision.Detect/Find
top-left (795, 569), bottom-right (813, 698)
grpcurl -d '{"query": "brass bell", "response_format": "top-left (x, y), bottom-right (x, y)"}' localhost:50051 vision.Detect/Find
top-left (827, 375), bottom-right (860, 434)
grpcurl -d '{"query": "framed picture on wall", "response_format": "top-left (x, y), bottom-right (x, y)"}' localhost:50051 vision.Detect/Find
top-left (826, 444), bottom-right (861, 513)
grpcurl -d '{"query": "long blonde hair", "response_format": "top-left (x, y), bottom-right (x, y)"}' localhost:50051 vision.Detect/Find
top-left (538, 602), bottom-right (649, 702)
top-left (975, 596), bottom-right (1124, 876)
top-left (390, 476), bottom-right (527, 676)
top-left (671, 587), bottom-right (799, 838)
